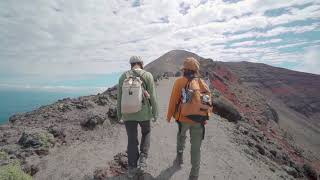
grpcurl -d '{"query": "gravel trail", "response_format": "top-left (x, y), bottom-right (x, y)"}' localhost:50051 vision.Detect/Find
top-left (35, 78), bottom-right (285, 180)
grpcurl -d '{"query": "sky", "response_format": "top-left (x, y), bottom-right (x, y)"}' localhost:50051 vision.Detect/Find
top-left (0, 0), bottom-right (320, 91)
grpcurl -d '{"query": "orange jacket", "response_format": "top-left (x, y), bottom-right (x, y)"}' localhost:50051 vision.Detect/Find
top-left (167, 77), bottom-right (211, 124)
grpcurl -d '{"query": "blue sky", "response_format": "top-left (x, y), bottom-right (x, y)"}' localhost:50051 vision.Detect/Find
top-left (0, 0), bottom-right (319, 92)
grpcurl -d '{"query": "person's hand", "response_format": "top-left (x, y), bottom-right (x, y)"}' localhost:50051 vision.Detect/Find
top-left (152, 117), bottom-right (157, 122)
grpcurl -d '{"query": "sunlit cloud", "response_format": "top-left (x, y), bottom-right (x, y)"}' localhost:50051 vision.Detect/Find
top-left (0, 0), bottom-right (319, 76)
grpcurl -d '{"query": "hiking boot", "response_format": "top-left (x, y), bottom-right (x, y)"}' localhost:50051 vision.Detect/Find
top-left (127, 167), bottom-right (138, 179)
top-left (138, 155), bottom-right (147, 172)
top-left (174, 152), bottom-right (184, 166)
top-left (188, 175), bottom-right (199, 180)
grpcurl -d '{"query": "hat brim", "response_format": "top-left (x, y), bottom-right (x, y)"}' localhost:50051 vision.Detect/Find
top-left (180, 66), bottom-right (200, 74)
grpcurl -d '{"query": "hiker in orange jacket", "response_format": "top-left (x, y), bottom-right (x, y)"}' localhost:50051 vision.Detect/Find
top-left (167, 57), bottom-right (212, 180)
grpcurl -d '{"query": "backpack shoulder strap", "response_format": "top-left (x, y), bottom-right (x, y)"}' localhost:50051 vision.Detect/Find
top-left (132, 70), bottom-right (152, 106)
top-left (132, 70), bottom-right (148, 90)
top-left (125, 70), bottom-right (133, 79)
top-left (185, 78), bottom-right (192, 89)
top-left (197, 78), bottom-right (210, 93)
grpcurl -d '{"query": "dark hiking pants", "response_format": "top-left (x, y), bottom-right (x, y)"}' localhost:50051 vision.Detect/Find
top-left (125, 120), bottom-right (151, 168)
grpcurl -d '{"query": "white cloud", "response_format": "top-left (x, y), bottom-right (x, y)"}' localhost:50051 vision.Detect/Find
top-left (0, 0), bottom-right (319, 77)
top-left (230, 40), bottom-right (257, 47)
top-left (294, 47), bottom-right (320, 74)
top-left (230, 38), bottom-right (282, 47)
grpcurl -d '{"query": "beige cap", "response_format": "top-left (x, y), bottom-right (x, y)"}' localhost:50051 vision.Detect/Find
top-left (129, 56), bottom-right (143, 64)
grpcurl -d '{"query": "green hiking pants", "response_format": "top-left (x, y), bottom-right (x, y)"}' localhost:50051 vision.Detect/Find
top-left (176, 121), bottom-right (203, 177)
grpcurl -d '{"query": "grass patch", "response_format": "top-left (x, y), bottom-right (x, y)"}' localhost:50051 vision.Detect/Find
top-left (0, 162), bottom-right (32, 180)
top-left (0, 151), bottom-right (9, 161)
top-left (37, 132), bottom-right (55, 149)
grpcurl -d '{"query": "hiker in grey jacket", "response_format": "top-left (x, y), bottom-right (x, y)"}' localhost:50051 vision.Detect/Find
top-left (117, 56), bottom-right (159, 178)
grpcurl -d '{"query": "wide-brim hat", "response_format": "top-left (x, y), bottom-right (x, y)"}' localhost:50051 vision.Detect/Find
top-left (181, 57), bottom-right (200, 72)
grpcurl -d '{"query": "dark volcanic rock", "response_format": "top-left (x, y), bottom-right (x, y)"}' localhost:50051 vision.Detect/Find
top-left (93, 168), bottom-right (108, 180)
top-left (18, 132), bottom-right (55, 149)
top-left (48, 126), bottom-right (66, 140)
top-left (279, 153), bottom-right (291, 165)
top-left (264, 104), bottom-right (279, 123)
top-left (9, 114), bottom-right (23, 123)
top-left (107, 108), bottom-right (117, 120)
top-left (237, 125), bottom-right (249, 135)
top-left (34, 149), bottom-right (49, 156)
top-left (255, 144), bottom-right (266, 155)
top-left (282, 165), bottom-right (299, 178)
top-left (93, 152), bottom-right (128, 179)
top-left (23, 163), bottom-right (39, 176)
top-left (95, 95), bottom-right (109, 106)
top-left (18, 133), bottom-right (42, 148)
top-left (247, 140), bottom-right (255, 147)
top-left (57, 103), bottom-right (72, 112)
top-left (76, 104), bottom-right (86, 109)
top-left (113, 152), bottom-right (128, 169)
top-left (108, 152), bottom-right (128, 176)
top-left (303, 164), bottom-right (318, 180)
top-left (81, 114), bottom-right (105, 130)
top-left (0, 139), bottom-right (7, 146)
top-left (16, 149), bottom-right (34, 160)
top-left (212, 96), bottom-right (242, 123)
top-left (270, 150), bottom-right (277, 157)
top-left (71, 99), bottom-right (94, 109)
top-left (104, 86), bottom-right (118, 100)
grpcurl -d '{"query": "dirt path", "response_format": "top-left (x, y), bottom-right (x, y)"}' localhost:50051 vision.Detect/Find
top-left (35, 78), bottom-right (286, 180)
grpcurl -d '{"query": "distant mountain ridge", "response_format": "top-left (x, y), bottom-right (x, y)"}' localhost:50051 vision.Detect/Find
top-left (223, 61), bottom-right (320, 123)
top-left (145, 50), bottom-right (207, 77)
top-left (146, 50), bottom-right (320, 125)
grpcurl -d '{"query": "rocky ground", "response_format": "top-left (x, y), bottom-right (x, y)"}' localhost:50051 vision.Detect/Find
top-left (200, 59), bottom-right (319, 179)
top-left (0, 86), bottom-right (119, 179)
top-left (1, 77), bottom-right (319, 180)
top-left (221, 61), bottom-right (320, 160)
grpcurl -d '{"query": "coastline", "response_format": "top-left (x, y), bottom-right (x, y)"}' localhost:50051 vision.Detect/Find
top-left (0, 88), bottom-right (101, 125)
top-left (0, 72), bottom-right (122, 125)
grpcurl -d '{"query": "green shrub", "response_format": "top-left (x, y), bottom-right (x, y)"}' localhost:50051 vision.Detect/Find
top-left (0, 162), bottom-right (32, 180)
top-left (37, 132), bottom-right (55, 149)
top-left (0, 151), bottom-right (9, 161)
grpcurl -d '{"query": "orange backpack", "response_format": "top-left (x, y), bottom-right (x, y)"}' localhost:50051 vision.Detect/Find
top-left (179, 78), bottom-right (212, 123)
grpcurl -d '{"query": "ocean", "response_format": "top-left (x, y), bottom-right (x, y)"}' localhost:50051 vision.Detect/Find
top-left (0, 72), bottom-right (122, 124)
top-left (0, 89), bottom-right (85, 124)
